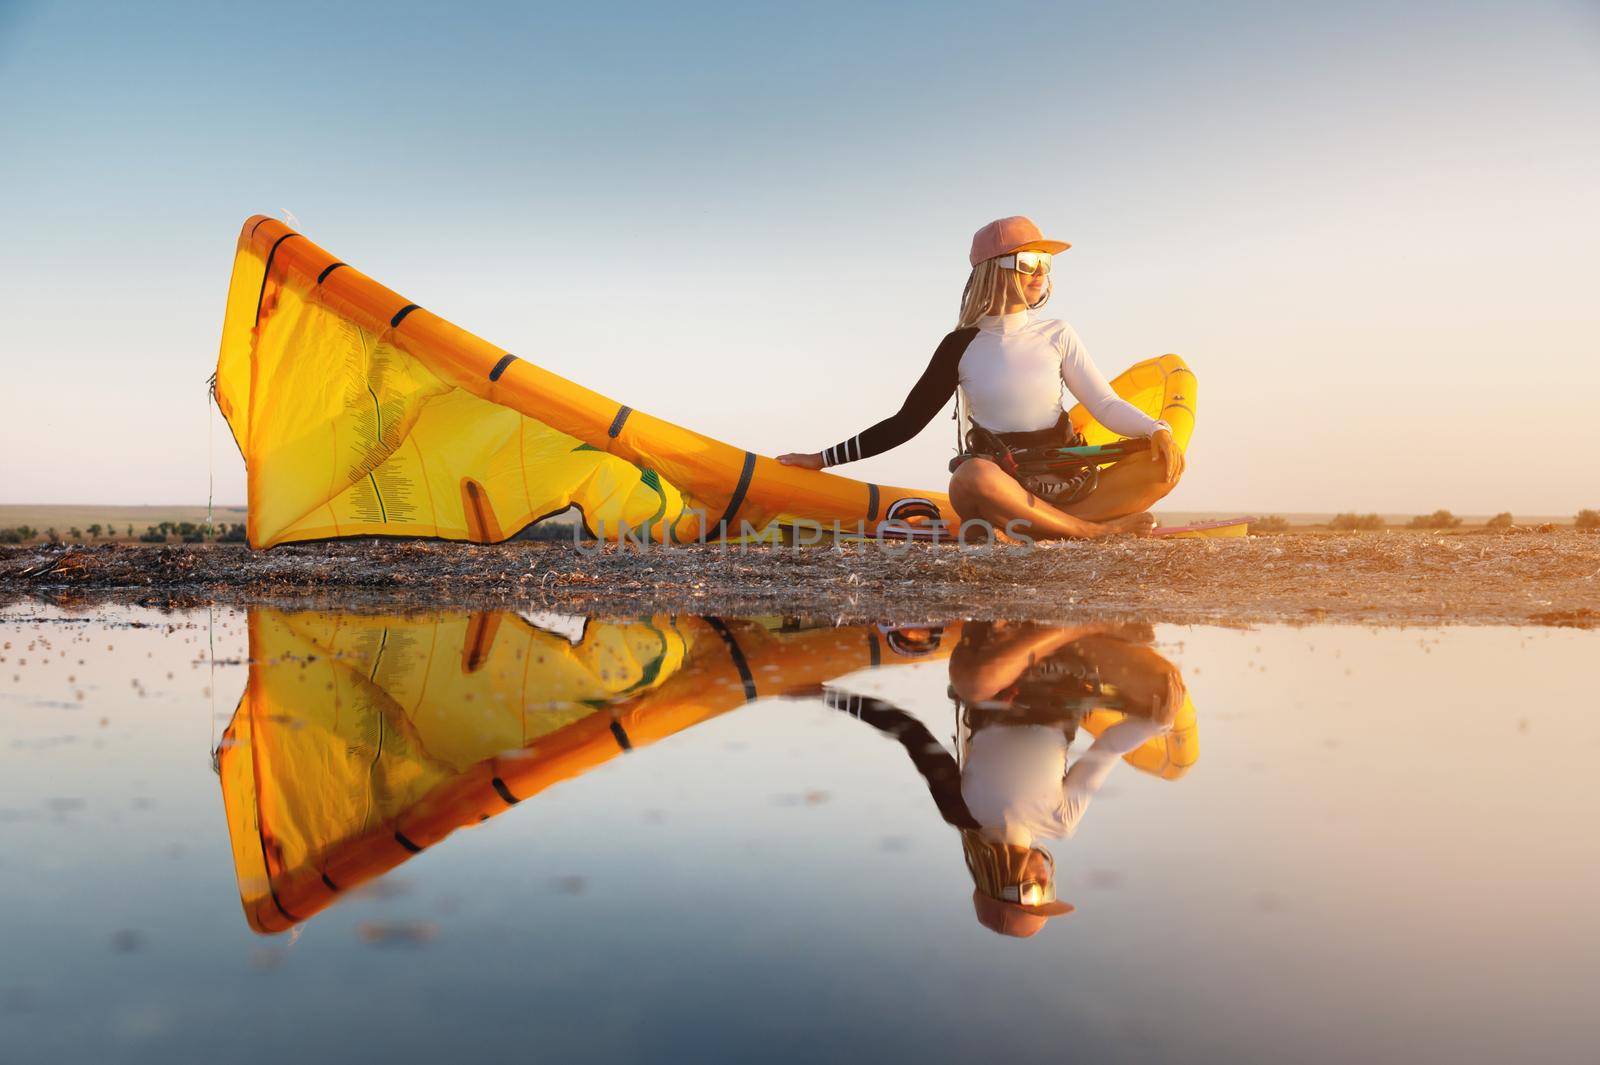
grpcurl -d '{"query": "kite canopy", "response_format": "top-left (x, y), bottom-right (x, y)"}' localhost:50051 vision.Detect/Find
top-left (215, 216), bottom-right (1196, 547)
top-left (215, 217), bottom-right (947, 547)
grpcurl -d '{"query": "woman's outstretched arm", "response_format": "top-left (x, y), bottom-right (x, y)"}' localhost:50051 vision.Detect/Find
top-left (778, 327), bottom-right (976, 469)
top-left (823, 687), bottom-right (978, 830)
top-left (1058, 323), bottom-right (1185, 482)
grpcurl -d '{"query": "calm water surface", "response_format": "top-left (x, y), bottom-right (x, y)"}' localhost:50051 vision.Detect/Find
top-left (0, 604), bottom-right (1594, 1064)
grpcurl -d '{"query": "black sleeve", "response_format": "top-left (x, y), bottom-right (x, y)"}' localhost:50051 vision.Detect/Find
top-left (825, 689), bottom-right (978, 831)
top-left (821, 327), bottom-right (976, 467)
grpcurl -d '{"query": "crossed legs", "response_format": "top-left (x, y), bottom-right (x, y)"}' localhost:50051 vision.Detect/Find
top-left (948, 451), bottom-right (1181, 541)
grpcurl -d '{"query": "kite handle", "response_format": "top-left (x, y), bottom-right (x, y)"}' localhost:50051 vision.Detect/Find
top-left (1009, 437), bottom-right (1152, 474)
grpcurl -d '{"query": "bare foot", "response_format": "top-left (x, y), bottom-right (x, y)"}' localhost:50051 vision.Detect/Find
top-left (958, 521), bottom-right (1026, 545)
top-left (992, 525), bottom-right (1028, 546)
top-left (1101, 512), bottom-right (1158, 537)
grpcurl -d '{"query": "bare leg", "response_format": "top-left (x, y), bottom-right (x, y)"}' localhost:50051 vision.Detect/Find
top-left (948, 458), bottom-right (1162, 541)
top-left (1054, 451), bottom-right (1181, 522)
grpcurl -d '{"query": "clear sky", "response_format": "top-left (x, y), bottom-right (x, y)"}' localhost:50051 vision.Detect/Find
top-left (1, 0), bottom-right (1596, 515)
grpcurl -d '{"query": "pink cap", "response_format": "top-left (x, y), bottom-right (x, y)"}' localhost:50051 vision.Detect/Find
top-left (969, 216), bottom-right (1071, 267)
top-left (971, 889), bottom-right (1075, 938)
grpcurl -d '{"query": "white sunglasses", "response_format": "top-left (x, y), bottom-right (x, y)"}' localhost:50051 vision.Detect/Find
top-left (994, 251), bottom-right (1052, 275)
top-left (1000, 880), bottom-right (1057, 906)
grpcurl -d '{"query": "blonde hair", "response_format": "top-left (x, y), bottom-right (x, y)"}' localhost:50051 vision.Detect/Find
top-left (956, 258), bottom-right (1053, 329)
top-left (960, 830), bottom-right (1054, 900)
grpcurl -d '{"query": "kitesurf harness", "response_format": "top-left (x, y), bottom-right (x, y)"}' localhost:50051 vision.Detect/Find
top-left (949, 636), bottom-right (1119, 751)
top-left (949, 413), bottom-right (1155, 506)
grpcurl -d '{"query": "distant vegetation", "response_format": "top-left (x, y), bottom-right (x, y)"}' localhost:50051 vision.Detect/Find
top-left (1407, 509), bottom-right (1462, 530)
top-left (1578, 509), bottom-right (1600, 530)
top-left (0, 519), bottom-right (249, 545)
top-left (1253, 515), bottom-right (1291, 532)
top-left (140, 521), bottom-right (213, 543)
top-left (1330, 513), bottom-right (1386, 531)
top-left (1486, 512), bottom-right (1514, 529)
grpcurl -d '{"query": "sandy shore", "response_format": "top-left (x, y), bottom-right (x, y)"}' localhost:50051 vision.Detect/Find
top-left (2, 530), bottom-right (1595, 627)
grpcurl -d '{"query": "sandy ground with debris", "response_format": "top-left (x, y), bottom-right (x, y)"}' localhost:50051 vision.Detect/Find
top-left (2, 530), bottom-right (1595, 627)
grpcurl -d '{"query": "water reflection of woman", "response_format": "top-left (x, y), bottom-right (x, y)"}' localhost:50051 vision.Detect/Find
top-left (830, 621), bottom-right (1187, 938)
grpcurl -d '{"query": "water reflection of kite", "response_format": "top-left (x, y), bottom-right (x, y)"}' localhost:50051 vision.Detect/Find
top-left (217, 610), bottom-right (947, 934)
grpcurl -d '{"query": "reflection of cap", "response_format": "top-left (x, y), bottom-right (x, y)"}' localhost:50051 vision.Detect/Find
top-left (960, 831), bottom-right (1074, 938)
top-left (971, 889), bottom-right (1075, 938)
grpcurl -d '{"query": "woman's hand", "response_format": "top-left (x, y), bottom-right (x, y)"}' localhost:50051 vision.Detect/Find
top-left (1149, 428), bottom-right (1185, 484)
top-left (777, 452), bottom-right (825, 470)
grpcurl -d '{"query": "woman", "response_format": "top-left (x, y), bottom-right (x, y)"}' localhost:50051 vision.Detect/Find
top-left (778, 216), bottom-right (1184, 540)
top-left (823, 619), bottom-right (1189, 937)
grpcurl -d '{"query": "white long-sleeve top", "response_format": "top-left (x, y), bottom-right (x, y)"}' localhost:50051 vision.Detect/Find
top-left (822, 309), bottom-right (1167, 466)
top-left (960, 715), bottom-right (1168, 847)
top-left (963, 310), bottom-right (1169, 436)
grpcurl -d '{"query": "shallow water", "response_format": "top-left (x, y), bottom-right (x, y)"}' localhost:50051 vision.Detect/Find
top-left (0, 604), bottom-right (1594, 1065)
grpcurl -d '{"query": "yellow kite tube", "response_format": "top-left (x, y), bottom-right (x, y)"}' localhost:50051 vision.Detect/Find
top-left (1081, 697), bottom-right (1200, 781)
top-left (1067, 352), bottom-right (1196, 450)
top-left (219, 609), bottom-right (953, 934)
top-left (215, 216), bottom-right (1196, 546)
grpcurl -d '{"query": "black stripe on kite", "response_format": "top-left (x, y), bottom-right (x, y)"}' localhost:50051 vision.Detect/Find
top-left (252, 232), bottom-right (300, 326)
top-left (1162, 402), bottom-right (1196, 418)
top-left (609, 719), bottom-right (633, 751)
top-left (249, 216), bottom-right (272, 237)
top-left (705, 617), bottom-right (758, 701)
top-left (491, 777), bottom-right (520, 805)
top-left (390, 304), bottom-right (419, 328)
top-left (607, 405), bottom-right (633, 439)
top-left (316, 262), bottom-right (345, 285)
top-left (320, 872), bottom-right (340, 892)
top-left (269, 890), bottom-right (301, 925)
top-left (394, 831), bottom-right (422, 853)
top-left (488, 354), bottom-right (519, 382)
top-left (866, 483), bottom-right (880, 523)
top-left (712, 452), bottom-right (757, 538)
top-left (253, 791), bottom-right (299, 925)
top-left (868, 630), bottom-right (881, 669)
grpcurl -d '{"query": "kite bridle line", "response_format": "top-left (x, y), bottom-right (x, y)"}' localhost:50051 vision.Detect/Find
top-left (205, 373), bottom-right (218, 540)
top-left (207, 603), bottom-right (219, 774)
